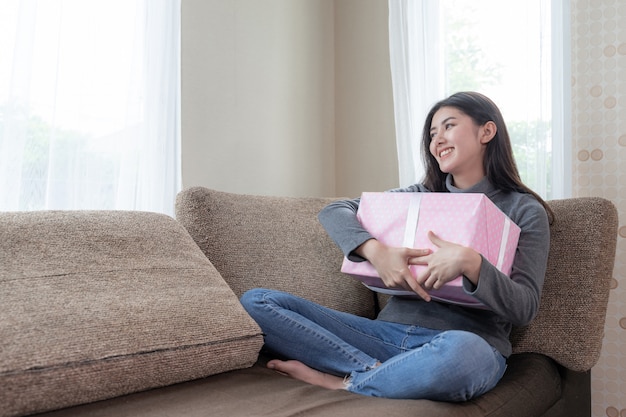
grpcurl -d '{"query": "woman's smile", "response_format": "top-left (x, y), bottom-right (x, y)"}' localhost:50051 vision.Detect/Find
top-left (439, 148), bottom-right (454, 158)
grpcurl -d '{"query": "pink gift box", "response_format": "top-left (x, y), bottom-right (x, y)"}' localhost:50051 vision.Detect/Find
top-left (341, 192), bottom-right (521, 309)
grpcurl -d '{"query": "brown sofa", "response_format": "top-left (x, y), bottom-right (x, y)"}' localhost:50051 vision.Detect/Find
top-left (0, 187), bottom-right (618, 417)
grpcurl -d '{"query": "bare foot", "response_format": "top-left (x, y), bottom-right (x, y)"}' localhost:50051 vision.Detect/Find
top-left (267, 359), bottom-right (346, 390)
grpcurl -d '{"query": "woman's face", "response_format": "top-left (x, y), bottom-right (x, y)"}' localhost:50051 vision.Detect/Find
top-left (428, 106), bottom-right (494, 189)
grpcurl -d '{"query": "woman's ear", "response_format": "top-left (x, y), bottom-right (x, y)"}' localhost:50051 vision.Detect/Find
top-left (480, 121), bottom-right (497, 144)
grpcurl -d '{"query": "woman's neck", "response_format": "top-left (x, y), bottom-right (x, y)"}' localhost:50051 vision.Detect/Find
top-left (450, 174), bottom-right (485, 190)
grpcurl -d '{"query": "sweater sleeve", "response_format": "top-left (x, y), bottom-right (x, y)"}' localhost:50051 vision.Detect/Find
top-left (317, 184), bottom-right (427, 261)
top-left (317, 197), bottom-right (372, 262)
top-left (462, 196), bottom-right (550, 326)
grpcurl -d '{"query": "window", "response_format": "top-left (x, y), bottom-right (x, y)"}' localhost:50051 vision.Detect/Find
top-left (389, 0), bottom-right (571, 199)
top-left (0, 0), bottom-right (181, 215)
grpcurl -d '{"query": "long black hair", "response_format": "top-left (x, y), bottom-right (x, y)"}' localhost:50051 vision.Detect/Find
top-left (421, 91), bottom-right (554, 222)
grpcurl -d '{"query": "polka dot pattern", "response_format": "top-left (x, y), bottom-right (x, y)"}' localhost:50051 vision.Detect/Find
top-left (572, 1), bottom-right (626, 415)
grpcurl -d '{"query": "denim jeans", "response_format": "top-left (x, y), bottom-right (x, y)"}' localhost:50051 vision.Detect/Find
top-left (240, 288), bottom-right (507, 401)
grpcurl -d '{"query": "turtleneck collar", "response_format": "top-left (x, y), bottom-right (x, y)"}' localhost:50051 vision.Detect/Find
top-left (445, 174), bottom-right (498, 196)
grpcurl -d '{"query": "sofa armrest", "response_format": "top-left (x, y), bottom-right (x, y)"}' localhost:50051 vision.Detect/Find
top-left (511, 197), bottom-right (618, 372)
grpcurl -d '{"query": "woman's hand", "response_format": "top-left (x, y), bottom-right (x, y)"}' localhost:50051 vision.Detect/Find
top-left (410, 231), bottom-right (482, 290)
top-left (356, 239), bottom-right (432, 301)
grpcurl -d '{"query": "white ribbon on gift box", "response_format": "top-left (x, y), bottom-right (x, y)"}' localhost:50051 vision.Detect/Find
top-left (496, 218), bottom-right (512, 271)
top-left (402, 194), bottom-right (422, 249)
top-left (401, 193), bottom-right (513, 272)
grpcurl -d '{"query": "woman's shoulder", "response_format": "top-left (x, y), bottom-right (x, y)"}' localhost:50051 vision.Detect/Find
top-left (494, 190), bottom-right (549, 231)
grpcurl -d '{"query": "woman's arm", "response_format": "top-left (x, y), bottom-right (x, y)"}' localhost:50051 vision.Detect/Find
top-left (318, 184), bottom-right (427, 260)
top-left (317, 198), bottom-right (371, 262)
top-left (464, 198), bottom-right (550, 325)
top-left (318, 188), bottom-right (431, 301)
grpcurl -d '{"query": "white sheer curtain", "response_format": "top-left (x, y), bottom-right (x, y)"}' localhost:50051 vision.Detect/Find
top-left (0, 0), bottom-right (181, 215)
top-left (388, 0), bottom-right (570, 199)
top-left (388, 0), bottom-right (443, 188)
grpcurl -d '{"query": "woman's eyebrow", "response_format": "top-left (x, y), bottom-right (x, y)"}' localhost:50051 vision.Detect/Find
top-left (430, 116), bottom-right (457, 132)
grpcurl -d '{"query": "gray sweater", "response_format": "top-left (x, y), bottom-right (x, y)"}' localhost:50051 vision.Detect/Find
top-left (318, 176), bottom-right (550, 357)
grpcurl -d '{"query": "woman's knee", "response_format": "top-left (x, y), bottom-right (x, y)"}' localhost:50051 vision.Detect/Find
top-left (431, 331), bottom-right (497, 378)
top-left (433, 330), bottom-right (505, 400)
top-left (240, 288), bottom-right (295, 315)
top-left (240, 288), bottom-right (270, 314)
top-left (435, 330), bottom-right (490, 356)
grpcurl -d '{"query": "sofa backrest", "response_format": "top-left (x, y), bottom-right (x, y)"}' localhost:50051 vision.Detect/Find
top-left (175, 187), bottom-right (378, 319)
top-left (510, 197), bottom-right (617, 371)
top-left (176, 188), bottom-right (618, 372)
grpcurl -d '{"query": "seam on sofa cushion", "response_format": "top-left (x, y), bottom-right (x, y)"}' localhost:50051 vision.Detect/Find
top-left (1, 333), bottom-right (264, 376)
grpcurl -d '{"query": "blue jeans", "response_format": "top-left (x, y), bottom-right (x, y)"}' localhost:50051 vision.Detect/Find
top-left (240, 288), bottom-right (507, 401)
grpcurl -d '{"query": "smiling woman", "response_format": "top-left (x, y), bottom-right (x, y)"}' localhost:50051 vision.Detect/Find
top-left (0, 0), bottom-right (181, 215)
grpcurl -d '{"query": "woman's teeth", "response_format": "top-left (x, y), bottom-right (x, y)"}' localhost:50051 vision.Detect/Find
top-left (440, 148), bottom-right (453, 157)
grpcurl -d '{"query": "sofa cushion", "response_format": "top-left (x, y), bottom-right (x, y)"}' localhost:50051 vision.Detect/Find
top-left (175, 187), bottom-right (377, 319)
top-left (510, 197), bottom-right (618, 371)
top-left (0, 211), bottom-right (263, 417)
top-left (34, 353), bottom-right (562, 417)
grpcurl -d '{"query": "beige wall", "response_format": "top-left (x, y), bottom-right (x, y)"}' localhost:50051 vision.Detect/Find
top-left (181, 0), bottom-right (398, 198)
top-left (181, 0), bottom-right (336, 197)
top-left (334, 0), bottom-right (398, 197)
top-left (571, 1), bottom-right (626, 415)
